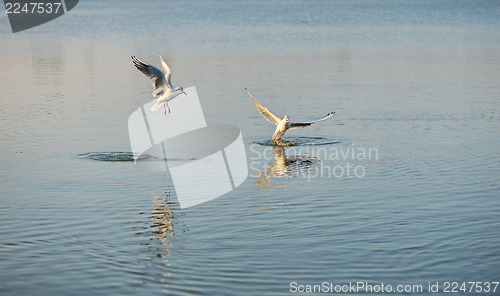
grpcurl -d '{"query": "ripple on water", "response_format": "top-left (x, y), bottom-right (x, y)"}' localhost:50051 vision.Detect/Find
top-left (78, 152), bottom-right (145, 161)
top-left (252, 137), bottom-right (340, 147)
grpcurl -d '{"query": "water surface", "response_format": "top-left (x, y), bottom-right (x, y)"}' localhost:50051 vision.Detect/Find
top-left (1, 1), bottom-right (499, 295)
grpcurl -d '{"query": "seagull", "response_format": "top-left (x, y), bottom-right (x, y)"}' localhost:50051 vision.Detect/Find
top-left (131, 53), bottom-right (186, 114)
top-left (245, 88), bottom-right (335, 142)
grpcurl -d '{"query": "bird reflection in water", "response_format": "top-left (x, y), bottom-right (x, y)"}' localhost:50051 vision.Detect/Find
top-left (151, 194), bottom-right (176, 241)
top-left (255, 146), bottom-right (318, 191)
top-left (133, 194), bottom-right (178, 293)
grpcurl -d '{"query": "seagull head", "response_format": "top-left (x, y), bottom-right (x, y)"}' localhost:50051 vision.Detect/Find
top-left (175, 86), bottom-right (187, 95)
top-left (283, 116), bottom-right (290, 127)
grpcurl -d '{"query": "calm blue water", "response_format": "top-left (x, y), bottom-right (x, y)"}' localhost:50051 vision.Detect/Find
top-left (1, 1), bottom-right (499, 295)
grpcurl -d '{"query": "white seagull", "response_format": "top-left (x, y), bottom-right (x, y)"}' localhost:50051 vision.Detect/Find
top-left (245, 88), bottom-right (335, 142)
top-left (132, 53), bottom-right (186, 114)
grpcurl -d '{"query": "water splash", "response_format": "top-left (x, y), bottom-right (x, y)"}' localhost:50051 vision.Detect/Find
top-left (252, 136), bottom-right (340, 147)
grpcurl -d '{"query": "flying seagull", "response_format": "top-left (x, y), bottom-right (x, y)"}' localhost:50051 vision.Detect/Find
top-left (131, 53), bottom-right (186, 114)
top-left (245, 88), bottom-right (335, 142)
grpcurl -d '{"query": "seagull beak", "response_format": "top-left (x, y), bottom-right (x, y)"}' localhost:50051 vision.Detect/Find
top-left (182, 90), bottom-right (187, 95)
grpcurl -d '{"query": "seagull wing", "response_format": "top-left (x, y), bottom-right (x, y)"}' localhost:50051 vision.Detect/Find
top-left (245, 88), bottom-right (281, 125)
top-left (158, 53), bottom-right (173, 88)
top-left (132, 56), bottom-right (169, 93)
top-left (289, 112), bottom-right (335, 130)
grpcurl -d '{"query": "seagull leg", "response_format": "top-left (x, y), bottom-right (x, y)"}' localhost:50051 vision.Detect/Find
top-left (163, 102), bottom-right (171, 115)
top-left (274, 132), bottom-right (281, 142)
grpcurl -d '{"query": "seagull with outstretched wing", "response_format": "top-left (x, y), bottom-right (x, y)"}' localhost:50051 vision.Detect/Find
top-left (245, 88), bottom-right (335, 142)
top-left (132, 53), bottom-right (186, 114)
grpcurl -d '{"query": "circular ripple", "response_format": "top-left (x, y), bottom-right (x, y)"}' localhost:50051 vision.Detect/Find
top-left (252, 137), bottom-right (340, 147)
top-left (79, 152), bottom-right (146, 162)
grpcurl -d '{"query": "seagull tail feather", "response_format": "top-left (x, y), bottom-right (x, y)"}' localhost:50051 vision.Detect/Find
top-left (151, 101), bottom-right (163, 112)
